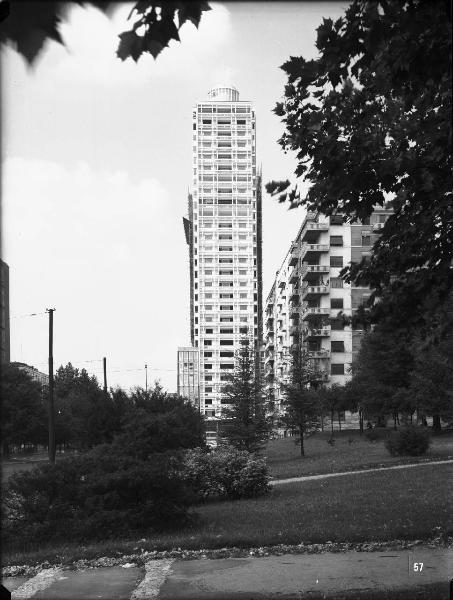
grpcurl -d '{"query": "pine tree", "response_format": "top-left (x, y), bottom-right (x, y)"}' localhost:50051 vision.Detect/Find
top-left (220, 338), bottom-right (270, 453)
top-left (282, 348), bottom-right (322, 457)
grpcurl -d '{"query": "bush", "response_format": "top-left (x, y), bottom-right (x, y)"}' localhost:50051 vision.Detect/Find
top-left (182, 446), bottom-right (270, 501)
top-left (365, 428), bottom-right (380, 442)
top-left (385, 426), bottom-right (431, 457)
top-left (3, 446), bottom-right (195, 544)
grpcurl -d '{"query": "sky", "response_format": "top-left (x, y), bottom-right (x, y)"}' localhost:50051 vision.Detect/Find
top-left (2, 1), bottom-right (347, 392)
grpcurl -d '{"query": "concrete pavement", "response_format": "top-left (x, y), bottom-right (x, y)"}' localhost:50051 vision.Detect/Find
top-left (2, 547), bottom-right (452, 599)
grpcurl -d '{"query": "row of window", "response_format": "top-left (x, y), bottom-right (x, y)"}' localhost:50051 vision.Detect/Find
top-left (197, 106), bottom-right (251, 113)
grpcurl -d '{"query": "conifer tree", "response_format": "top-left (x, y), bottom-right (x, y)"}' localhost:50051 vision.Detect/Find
top-left (282, 348), bottom-right (322, 457)
top-left (220, 338), bottom-right (270, 453)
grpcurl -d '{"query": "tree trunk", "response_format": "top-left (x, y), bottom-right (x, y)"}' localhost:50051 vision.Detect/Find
top-left (338, 411), bottom-right (342, 431)
top-left (320, 412), bottom-right (324, 432)
top-left (393, 412), bottom-right (397, 430)
top-left (331, 409), bottom-right (334, 437)
top-left (432, 414), bottom-right (441, 431)
top-left (359, 409), bottom-right (364, 434)
top-left (299, 424), bottom-right (305, 457)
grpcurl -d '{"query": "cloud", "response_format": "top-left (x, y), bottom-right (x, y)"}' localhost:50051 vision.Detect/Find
top-left (2, 156), bottom-right (187, 391)
top-left (27, 2), bottom-right (233, 87)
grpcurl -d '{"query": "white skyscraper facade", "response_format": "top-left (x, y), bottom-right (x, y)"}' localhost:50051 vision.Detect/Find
top-left (183, 85), bottom-right (262, 430)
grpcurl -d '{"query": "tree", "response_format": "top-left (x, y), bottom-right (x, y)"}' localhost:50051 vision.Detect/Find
top-left (0, 1), bottom-right (211, 64)
top-left (317, 384), bottom-right (346, 437)
top-left (267, 0), bottom-right (452, 334)
top-left (349, 327), bottom-right (415, 427)
top-left (1, 363), bottom-right (47, 456)
top-left (220, 338), bottom-right (270, 453)
top-left (54, 362), bottom-right (114, 449)
top-left (409, 324), bottom-right (453, 431)
top-left (113, 383), bottom-right (206, 459)
top-left (282, 349), bottom-right (321, 457)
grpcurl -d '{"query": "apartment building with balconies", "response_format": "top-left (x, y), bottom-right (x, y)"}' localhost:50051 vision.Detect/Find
top-left (182, 86), bottom-right (262, 432)
top-left (264, 207), bottom-right (392, 428)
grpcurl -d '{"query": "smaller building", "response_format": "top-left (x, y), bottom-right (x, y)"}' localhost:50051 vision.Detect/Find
top-left (12, 362), bottom-right (49, 386)
top-left (177, 347), bottom-right (200, 408)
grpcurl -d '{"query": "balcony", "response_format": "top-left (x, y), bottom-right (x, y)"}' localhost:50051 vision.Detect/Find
top-left (302, 222), bottom-right (329, 242)
top-left (301, 263), bottom-right (330, 281)
top-left (300, 243), bottom-right (329, 260)
top-left (309, 349), bottom-right (331, 359)
top-left (310, 370), bottom-right (329, 382)
top-left (289, 266), bottom-right (299, 284)
top-left (289, 242), bottom-right (299, 267)
top-left (301, 284), bottom-right (330, 299)
top-left (301, 306), bottom-right (330, 320)
top-left (306, 326), bottom-right (331, 338)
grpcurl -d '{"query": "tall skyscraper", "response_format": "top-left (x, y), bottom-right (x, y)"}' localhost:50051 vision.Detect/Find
top-left (183, 85), bottom-right (262, 430)
top-left (0, 259), bottom-right (10, 364)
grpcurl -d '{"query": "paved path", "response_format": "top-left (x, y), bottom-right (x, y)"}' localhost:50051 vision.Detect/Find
top-left (271, 458), bottom-right (453, 485)
top-left (2, 548), bottom-right (452, 599)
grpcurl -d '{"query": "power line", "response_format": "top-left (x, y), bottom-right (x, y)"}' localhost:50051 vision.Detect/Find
top-left (10, 311), bottom-right (47, 319)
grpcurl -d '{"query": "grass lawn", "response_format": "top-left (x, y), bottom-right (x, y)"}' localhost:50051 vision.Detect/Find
top-left (265, 429), bottom-right (453, 479)
top-left (3, 462), bottom-right (452, 568)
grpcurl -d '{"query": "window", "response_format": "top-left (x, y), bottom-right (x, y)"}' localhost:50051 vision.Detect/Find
top-left (331, 298), bottom-right (344, 309)
top-left (205, 387), bottom-right (213, 392)
top-left (331, 363), bottom-right (345, 375)
top-left (204, 340), bottom-right (212, 346)
top-left (330, 318), bottom-right (345, 330)
top-left (220, 351), bottom-right (234, 357)
top-left (220, 305), bottom-right (233, 310)
top-left (220, 328), bottom-right (233, 333)
top-left (240, 304), bottom-right (247, 310)
top-left (206, 328), bottom-right (213, 334)
top-left (204, 351), bottom-right (212, 357)
top-left (220, 293), bottom-right (233, 299)
top-left (220, 340), bottom-right (234, 345)
top-left (330, 235), bottom-right (343, 246)
top-left (220, 317), bottom-right (233, 322)
top-left (330, 277), bottom-right (344, 288)
top-left (204, 363), bottom-right (213, 370)
top-left (239, 326), bottom-right (248, 334)
top-left (330, 256), bottom-right (343, 267)
top-left (331, 340), bottom-right (345, 352)
top-left (240, 293), bottom-right (247, 299)
top-left (205, 293), bottom-right (212, 299)
top-left (219, 223), bottom-right (232, 228)
top-left (220, 363), bottom-right (234, 369)
top-left (362, 235), bottom-right (371, 246)
top-left (204, 375), bottom-right (212, 381)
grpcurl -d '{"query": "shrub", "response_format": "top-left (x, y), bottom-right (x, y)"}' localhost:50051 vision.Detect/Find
top-left (182, 446), bottom-right (270, 501)
top-left (385, 426), bottom-right (431, 457)
top-left (365, 428), bottom-right (380, 442)
top-left (3, 446), bottom-right (195, 545)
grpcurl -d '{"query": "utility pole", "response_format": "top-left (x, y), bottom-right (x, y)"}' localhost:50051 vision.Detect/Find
top-left (145, 363), bottom-right (148, 392)
top-left (103, 357), bottom-right (107, 394)
top-left (46, 308), bottom-right (56, 464)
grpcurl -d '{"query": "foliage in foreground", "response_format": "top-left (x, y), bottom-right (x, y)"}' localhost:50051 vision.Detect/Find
top-left (0, 2), bottom-right (211, 64)
top-left (183, 446), bottom-right (270, 501)
top-left (385, 426), bottom-right (431, 457)
top-left (267, 0), bottom-right (452, 339)
top-left (3, 446), bottom-right (195, 544)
